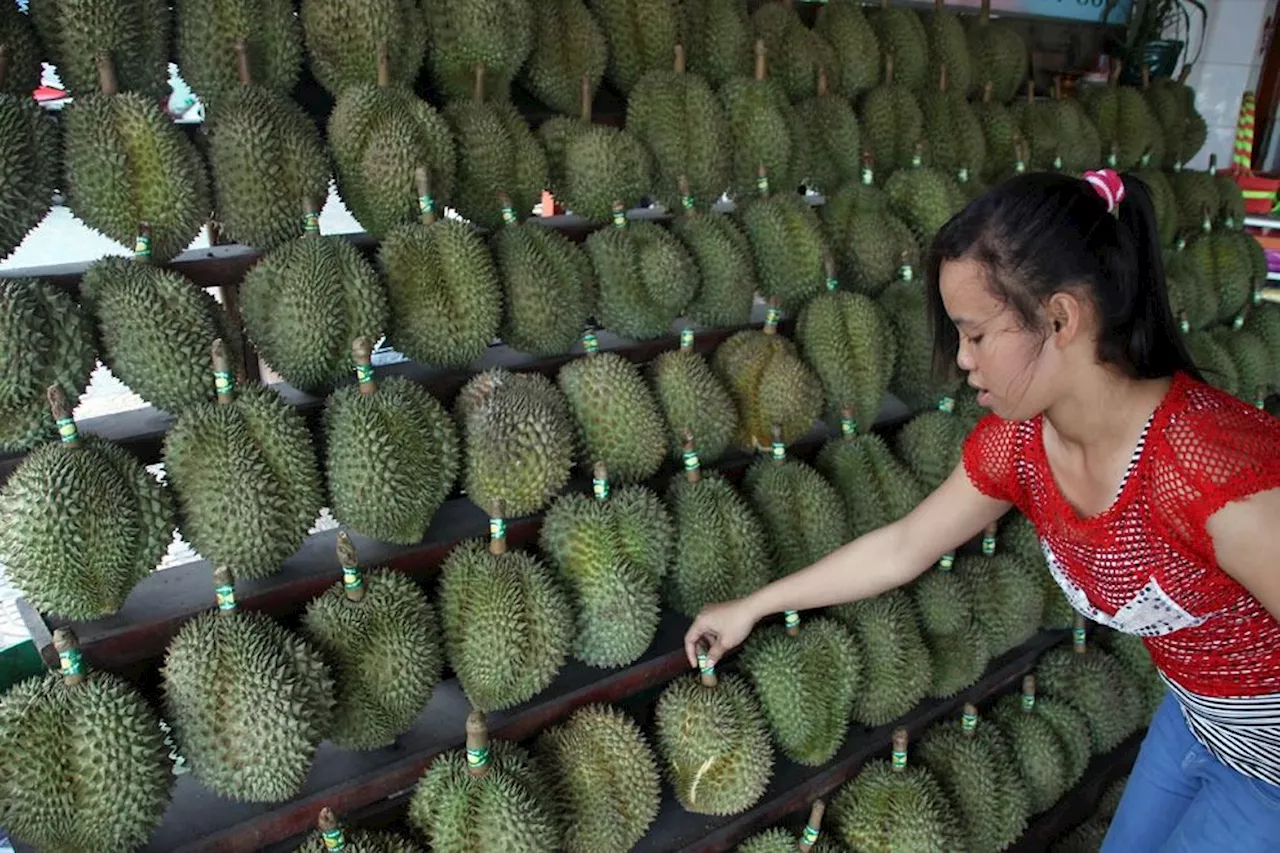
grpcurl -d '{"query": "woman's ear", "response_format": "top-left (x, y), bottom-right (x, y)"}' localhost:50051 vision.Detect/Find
top-left (1046, 291), bottom-right (1085, 346)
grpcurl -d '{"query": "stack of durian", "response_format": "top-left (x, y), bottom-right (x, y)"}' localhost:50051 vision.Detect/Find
top-left (0, 0), bottom-right (1252, 850)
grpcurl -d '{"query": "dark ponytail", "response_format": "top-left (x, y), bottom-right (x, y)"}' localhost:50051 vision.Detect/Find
top-left (926, 171), bottom-right (1202, 383)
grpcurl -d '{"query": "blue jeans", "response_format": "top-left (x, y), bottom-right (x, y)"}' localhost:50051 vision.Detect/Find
top-left (1102, 692), bottom-right (1280, 852)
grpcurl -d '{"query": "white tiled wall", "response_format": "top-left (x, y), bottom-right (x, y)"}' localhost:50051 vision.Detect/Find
top-left (1178, 0), bottom-right (1277, 169)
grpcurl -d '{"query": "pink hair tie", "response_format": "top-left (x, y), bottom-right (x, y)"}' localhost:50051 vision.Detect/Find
top-left (1083, 168), bottom-right (1126, 213)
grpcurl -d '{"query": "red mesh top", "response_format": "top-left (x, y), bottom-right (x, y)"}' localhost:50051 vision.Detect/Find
top-left (964, 371), bottom-right (1280, 698)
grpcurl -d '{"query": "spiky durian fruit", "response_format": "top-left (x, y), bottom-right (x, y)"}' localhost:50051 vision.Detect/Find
top-left (81, 252), bottom-right (240, 412)
top-left (990, 676), bottom-right (1073, 814)
top-left (204, 51), bottom-right (331, 250)
top-left (922, 62), bottom-right (986, 179)
top-left (1166, 237), bottom-right (1217, 335)
top-left (493, 200), bottom-right (596, 357)
top-left (324, 342), bottom-right (458, 545)
top-left (966, 0), bottom-right (1027, 103)
top-left (885, 141), bottom-right (964, 246)
top-left (860, 52), bottom-right (925, 175)
top-left (793, 68), bottom-right (861, 195)
top-left (868, 0), bottom-right (926, 92)
top-left (627, 45), bottom-right (731, 214)
top-left (746, 437), bottom-right (849, 579)
top-left (672, 201), bottom-right (758, 327)
top-left (444, 72), bottom-right (547, 229)
top-left (1186, 325), bottom-right (1240, 395)
top-left (1186, 211), bottom-right (1254, 326)
top-left (657, 652), bottom-right (774, 814)
top-left (587, 209), bottom-right (698, 340)
top-left (1136, 150), bottom-right (1179, 246)
top-left (0, 85), bottom-right (58, 260)
top-left (536, 704), bottom-right (662, 852)
top-left (912, 560), bottom-right (990, 698)
top-left (328, 72), bottom-right (456, 241)
top-left (798, 273), bottom-right (895, 427)
top-left (815, 0), bottom-right (881, 100)
top-left (1096, 630), bottom-right (1166, 721)
top-left (722, 40), bottom-right (805, 200)
top-left (540, 463), bottom-right (672, 667)
top-left (423, 0), bottom-right (531, 102)
top-left (880, 273), bottom-right (964, 410)
top-left (590, 0), bottom-right (679, 96)
top-left (832, 589), bottom-right (933, 725)
top-left (742, 614), bottom-right (862, 765)
top-left (824, 159), bottom-right (921, 297)
top-left (819, 419), bottom-right (924, 538)
top-left (542, 91), bottom-right (652, 223)
top-left (439, 522), bottom-right (572, 711)
top-left (650, 329), bottom-right (740, 464)
top-left (62, 57), bottom-right (210, 262)
top-left (559, 342), bottom-right (669, 483)
top-left (740, 172), bottom-right (827, 313)
top-left (1036, 622), bottom-right (1148, 754)
top-left (753, 1), bottom-right (839, 103)
top-left (1081, 68), bottom-right (1164, 170)
top-left (294, 808), bottom-right (424, 853)
top-left (301, 0), bottom-right (427, 94)
top-left (1146, 69), bottom-right (1208, 168)
top-left (666, 440), bottom-right (773, 616)
top-left (974, 81), bottom-right (1019, 181)
top-left (0, 278), bottom-right (95, 454)
top-left (678, 0), bottom-right (752, 89)
top-left (456, 368), bottom-right (575, 518)
top-left (1217, 323), bottom-right (1275, 405)
top-left (1244, 302), bottom-right (1280, 385)
top-left (162, 342), bottom-right (324, 580)
top-left (31, 0), bottom-right (169, 97)
top-left (919, 705), bottom-right (1030, 853)
top-left (1169, 157), bottom-right (1220, 234)
top-left (831, 727), bottom-right (963, 852)
top-left (955, 551), bottom-right (1045, 656)
top-left (163, 570), bottom-right (335, 801)
top-left (301, 535), bottom-right (443, 750)
top-left (240, 210), bottom-right (388, 394)
top-left (0, 629), bottom-right (171, 852)
top-left (0, 390), bottom-right (173, 619)
top-left (895, 400), bottom-right (968, 491)
top-left (927, 0), bottom-right (971, 95)
top-left (0, 5), bottom-right (43, 97)
top-left (521, 0), bottom-right (608, 114)
top-left (739, 801), bottom-right (840, 852)
top-left (409, 712), bottom-right (561, 852)
top-left (175, 0), bottom-right (301, 104)
top-left (379, 180), bottom-right (502, 368)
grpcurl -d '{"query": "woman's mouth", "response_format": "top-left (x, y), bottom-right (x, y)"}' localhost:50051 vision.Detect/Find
top-left (976, 389), bottom-right (993, 407)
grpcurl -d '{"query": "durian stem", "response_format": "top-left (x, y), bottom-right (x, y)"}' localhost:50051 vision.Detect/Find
top-left (677, 175), bottom-right (697, 217)
top-left (233, 38), bottom-right (253, 86)
top-left (816, 66), bottom-right (829, 98)
top-left (1179, 63), bottom-right (1193, 83)
top-left (336, 531), bottom-right (366, 603)
top-left (891, 727), bottom-right (909, 771)
top-left (982, 520), bottom-right (998, 556)
top-left (884, 51), bottom-right (894, 86)
top-left (496, 189), bottom-right (518, 226)
top-left (961, 702), bottom-right (978, 737)
top-left (592, 461), bottom-right (611, 502)
top-left (317, 809), bottom-right (346, 850)
top-left (1073, 614), bottom-right (1088, 653)
top-left (754, 39), bottom-right (767, 83)
top-left (132, 222), bottom-right (153, 261)
top-left (695, 641), bottom-right (718, 687)
top-left (798, 800), bottom-right (826, 852)
top-left (1109, 59), bottom-right (1123, 87)
top-left (1025, 80), bottom-right (1034, 105)
top-left (979, 0), bottom-right (991, 25)
top-left (415, 166), bottom-right (437, 225)
top-left (861, 150), bottom-right (875, 185)
top-left (302, 198), bottom-right (320, 237)
top-left (46, 385), bottom-right (80, 448)
top-left (473, 62), bottom-right (486, 103)
top-left (770, 425), bottom-right (786, 464)
top-left (580, 75), bottom-right (593, 123)
top-left (610, 200), bottom-right (627, 229)
top-left (682, 431), bottom-right (702, 484)
top-left (674, 43), bottom-right (686, 74)
top-left (679, 327), bottom-right (695, 351)
top-left (376, 41), bottom-right (391, 88)
top-left (1054, 74), bottom-right (1064, 101)
top-left (839, 404), bottom-right (857, 438)
top-left (1141, 65), bottom-right (1150, 91)
top-left (489, 503), bottom-right (508, 556)
top-left (934, 0), bottom-right (944, 10)
top-left (211, 339), bottom-right (235, 405)
top-left (756, 165), bottom-right (770, 199)
top-left (1021, 674), bottom-right (1037, 711)
top-left (0, 45), bottom-right (10, 92)
top-left (982, 80), bottom-right (994, 104)
top-left (938, 62), bottom-right (948, 93)
top-left (95, 54), bottom-right (119, 96)
top-left (213, 566), bottom-right (237, 614)
top-left (352, 337), bottom-right (377, 396)
top-left (465, 709), bottom-right (491, 778)
top-left (823, 249), bottom-right (837, 291)
top-left (764, 297), bottom-right (781, 335)
top-left (785, 610), bottom-right (801, 636)
top-left (53, 628), bottom-right (85, 687)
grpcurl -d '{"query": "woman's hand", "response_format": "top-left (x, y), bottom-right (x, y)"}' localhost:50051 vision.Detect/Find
top-left (683, 597), bottom-right (761, 669)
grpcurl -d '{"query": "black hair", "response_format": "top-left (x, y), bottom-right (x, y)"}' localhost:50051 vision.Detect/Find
top-left (925, 171), bottom-right (1203, 384)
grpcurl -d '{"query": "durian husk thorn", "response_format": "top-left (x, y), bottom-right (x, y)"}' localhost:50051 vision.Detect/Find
top-left (53, 627), bottom-right (85, 688)
top-left (799, 800), bottom-right (826, 852)
top-left (46, 385), bottom-right (80, 448)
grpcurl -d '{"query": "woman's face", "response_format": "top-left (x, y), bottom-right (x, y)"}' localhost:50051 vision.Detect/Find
top-left (939, 257), bottom-right (1064, 421)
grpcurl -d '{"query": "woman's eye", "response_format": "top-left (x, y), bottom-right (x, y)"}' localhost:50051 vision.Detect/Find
top-left (968, 335), bottom-right (983, 345)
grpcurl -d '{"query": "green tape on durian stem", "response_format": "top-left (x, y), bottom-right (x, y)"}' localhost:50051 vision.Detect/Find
top-left (1072, 625), bottom-right (1086, 649)
top-left (911, 152), bottom-right (923, 168)
top-left (418, 194), bottom-right (436, 217)
top-left (1257, 397), bottom-right (1267, 410)
top-left (611, 208), bottom-right (627, 228)
top-left (1107, 151), bottom-right (1118, 168)
top-left (939, 552), bottom-right (955, 570)
top-left (1253, 288), bottom-right (1264, 306)
top-left (214, 370), bottom-right (235, 397)
top-left (765, 305), bottom-right (781, 329)
top-left (501, 206), bottom-right (517, 225)
top-left (133, 232), bottom-right (152, 259)
top-left (593, 476), bottom-right (610, 501)
top-left (322, 828), bottom-right (347, 851)
top-left (683, 448), bottom-right (701, 473)
top-left (1053, 155), bottom-right (1063, 171)
top-left (1015, 160), bottom-right (1026, 174)
top-left (343, 564), bottom-right (364, 593)
top-left (784, 610), bottom-right (801, 631)
top-left (891, 748), bottom-right (907, 770)
top-left (1179, 316), bottom-right (1191, 334)
top-left (1233, 313), bottom-right (1246, 331)
top-left (801, 824), bottom-right (821, 845)
top-left (982, 535), bottom-right (996, 557)
top-left (215, 584), bottom-right (236, 612)
top-left (840, 417), bottom-right (857, 437)
top-left (1021, 691), bottom-right (1035, 712)
top-left (957, 167), bottom-right (969, 184)
top-left (756, 173), bottom-right (770, 197)
top-left (900, 263), bottom-right (914, 282)
top-left (861, 166), bottom-right (873, 186)
top-left (826, 276), bottom-right (839, 291)
top-left (681, 194), bottom-right (696, 212)
top-left (938, 396), bottom-right (955, 414)
top-left (302, 211), bottom-right (320, 234)
top-left (697, 648), bottom-right (715, 677)
top-left (466, 744), bottom-right (491, 770)
top-left (59, 646), bottom-right (83, 678)
top-left (355, 363), bottom-right (374, 385)
top-left (489, 517), bottom-right (507, 541)
top-left (583, 330), bottom-right (600, 353)
top-left (1225, 215), bottom-right (1237, 230)
top-left (680, 327), bottom-right (695, 350)
top-left (1140, 151), bottom-right (1152, 168)
top-left (771, 440), bottom-right (786, 462)
top-left (1176, 235), bottom-right (1187, 251)
top-left (56, 416), bottom-right (78, 444)
top-left (961, 709), bottom-right (977, 733)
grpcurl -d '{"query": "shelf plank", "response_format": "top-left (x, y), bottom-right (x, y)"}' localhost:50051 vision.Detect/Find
top-left (634, 629), bottom-right (1070, 853)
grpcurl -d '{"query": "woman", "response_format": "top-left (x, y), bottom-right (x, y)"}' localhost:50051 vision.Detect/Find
top-left (683, 168), bottom-right (1280, 851)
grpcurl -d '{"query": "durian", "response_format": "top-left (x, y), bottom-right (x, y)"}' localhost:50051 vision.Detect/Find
top-left (678, 0), bottom-right (752, 89)
top-left (966, 0), bottom-right (1027, 103)
top-left (0, 58), bottom-right (58, 260)
top-left (895, 399), bottom-right (968, 491)
top-left (520, 0), bottom-right (608, 115)
top-left (590, 0), bottom-right (679, 96)
top-left (955, 550), bottom-right (1045, 656)
top-left (832, 589), bottom-right (933, 726)
top-left (880, 270), bottom-right (965, 409)
top-left (722, 40), bottom-right (805, 200)
top-left (793, 67), bottom-right (862, 195)
top-left (991, 675), bottom-right (1073, 813)
top-left (740, 168), bottom-right (827, 313)
top-left (536, 704), bottom-right (662, 852)
top-left (0, 628), bottom-right (171, 852)
top-left (378, 169), bottom-right (503, 368)
top-left (1036, 618), bottom-right (1147, 754)
top-left (671, 189), bottom-right (758, 327)
top-left (30, 0), bottom-right (170, 97)
top-left (739, 801), bottom-right (839, 852)
top-left (1145, 66), bottom-right (1208, 169)
top-left (752, 0), bottom-right (840, 103)
top-left (868, 0), bottom-right (927, 93)
top-left (175, 0), bottom-right (301, 105)
top-left (976, 81), bottom-right (1019, 182)
top-left (324, 340), bottom-right (459, 545)
top-left (823, 157), bottom-right (921, 296)
top-left (301, 3), bottom-right (427, 95)
top-left (656, 647), bottom-right (774, 814)
top-left (927, 0), bottom-right (971, 95)
top-left (423, 0), bottom-right (532, 102)
top-left (884, 140), bottom-right (964, 247)
top-left (0, 388), bottom-right (174, 619)
top-left (438, 515), bottom-right (572, 711)
top-left (1081, 65), bottom-right (1164, 170)
top-left (818, 415), bottom-right (925, 538)
top-left (239, 203), bottom-right (389, 394)
top-left (859, 52), bottom-right (925, 175)
top-left (912, 557), bottom-right (990, 697)
top-left (301, 535), bottom-right (443, 750)
top-left (162, 341), bottom-right (324, 580)
top-left (815, 0), bottom-right (880, 100)
top-left (294, 808), bottom-right (424, 853)
top-left (0, 4), bottom-right (43, 97)
top-left (162, 569), bottom-right (335, 801)
top-left (1012, 78), bottom-right (1101, 176)
top-left (921, 61), bottom-right (987, 179)
top-left (650, 328), bottom-right (741, 464)
top-left (540, 462), bottom-right (672, 667)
